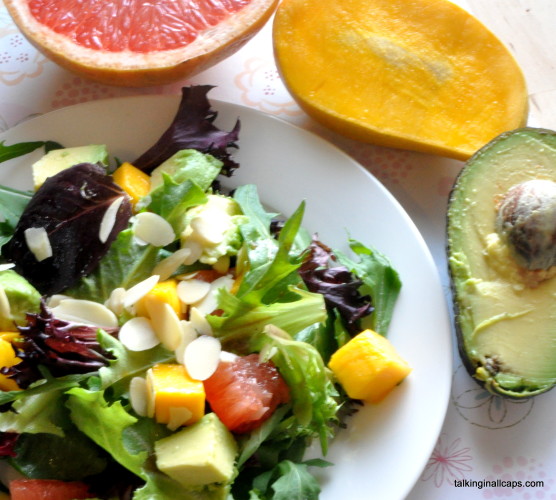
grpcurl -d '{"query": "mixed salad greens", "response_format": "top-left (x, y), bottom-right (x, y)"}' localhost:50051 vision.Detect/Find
top-left (0, 86), bottom-right (402, 500)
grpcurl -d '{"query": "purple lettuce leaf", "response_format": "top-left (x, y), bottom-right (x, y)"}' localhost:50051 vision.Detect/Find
top-left (2, 163), bottom-right (132, 296)
top-left (0, 432), bottom-right (18, 457)
top-left (299, 238), bottom-right (373, 334)
top-left (1, 301), bottom-right (117, 389)
top-left (132, 85), bottom-right (240, 175)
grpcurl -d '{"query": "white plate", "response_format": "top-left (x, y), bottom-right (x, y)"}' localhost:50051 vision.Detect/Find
top-left (0, 95), bottom-right (452, 500)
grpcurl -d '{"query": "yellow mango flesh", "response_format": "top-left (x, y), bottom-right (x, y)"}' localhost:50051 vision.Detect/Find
top-left (147, 364), bottom-right (205, 426)
top-left (112, 162), bottom-right (150, 208)
top-left (135, 279), bottom-right (183, 319)
top-left (0, 335), bottom-right (21, 391)
top-left (328, 329), bottom-right (411, 403)
top-left (273, 0), bottom-right (528, 160)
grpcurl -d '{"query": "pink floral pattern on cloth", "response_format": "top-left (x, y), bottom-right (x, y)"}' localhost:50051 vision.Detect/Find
top-left (421, 433), bottom-right (473, 488)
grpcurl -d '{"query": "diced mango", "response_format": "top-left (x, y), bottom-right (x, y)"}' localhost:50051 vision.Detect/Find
top-left (0, 336), bottom-right (21, 391)
top-left (328, 329), bottom-right (411, 403)
top-left (136, 279), bottom-right (183, 319)
top-left (146, 364), bottom-right (205, 426)
top-left (112, 162), bottom-right (151, 208)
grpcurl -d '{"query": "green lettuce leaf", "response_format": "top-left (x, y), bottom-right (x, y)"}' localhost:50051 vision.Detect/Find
top-left (336, 239), bottom-right (402, 335)
top-left (254, 327), bottom-right (339, 454)
top-left (147, 176), bottom-right (207, 236)
top-left (66, 228), bottom-right (161, 303)
top-left (208, 287), bottom-right (326, 352)
top-left (66, 387), bottom-right (147, 479)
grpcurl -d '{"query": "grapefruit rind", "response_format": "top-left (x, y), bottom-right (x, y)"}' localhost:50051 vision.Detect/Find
top-left (4, 0), bottom-right (279, 87)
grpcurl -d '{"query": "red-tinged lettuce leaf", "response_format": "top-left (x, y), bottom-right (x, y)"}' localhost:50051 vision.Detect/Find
top-left (0, 432), bottom-right (18, 457)
top-left (299, 238), bottom-right (373, 335)
top-left (132, 85), bottom-right (240, 175)
top-left (1, 163), bottom-right (132, 296)
top-left (2, 301), bottom-right (116, 389)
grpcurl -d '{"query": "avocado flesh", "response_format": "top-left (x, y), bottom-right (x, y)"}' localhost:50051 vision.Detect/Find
top-left (448, 128), bottom-right (556, 398)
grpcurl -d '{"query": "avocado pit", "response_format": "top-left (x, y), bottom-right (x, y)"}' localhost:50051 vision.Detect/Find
top-left (496, 179), bottom-right (556, 271)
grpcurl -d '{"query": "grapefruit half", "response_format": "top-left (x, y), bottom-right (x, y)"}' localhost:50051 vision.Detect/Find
top-left (4, 0), bottom-right (279, 87)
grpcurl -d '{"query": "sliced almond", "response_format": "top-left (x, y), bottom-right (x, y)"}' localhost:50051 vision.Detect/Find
top-left (51, 298), bottom-right (118, 327)
top-left (0, 286), bottom-right (10, 321)
top-left (134, 212), bottom-right (175, 247)
top-left (219, 350), bottom-right (239, 364)
top-left (47, 294), bottom-right (71, 308)
top-left (145, 368), bottom-right (156, 418)
top-left (119, 316), bottom-right (160, 351)
top-left (177, 279), bottom-right (211, 305)
top-left (146, 300), bottom-right (183, 351)
top-left (189, 307), bottom-right (213, 337)
top-left (183, 335), bottom-right (222, 381)
top-left (0, 263), bottom-right (15, 272)
top-left (175, 320), bottom-right (198, 365)
top-left (167, 407), bottom-right (193, 431)
top-left (24, 227), bottom-right (52, 262)
top-left (99, 196), bottom-right (125, 243)
top-left (193, 274), bottom-right (234, 316)
top-left (104, 287), bottom-right (126, 315)
top-left (181, 239), bottom-right (203, 265)
top-left (152, 247), bottom-right (192, 281)
top-left (129, 376), bottom-right (148, 416)
top-left (123, 275), bottom-right (160, 309)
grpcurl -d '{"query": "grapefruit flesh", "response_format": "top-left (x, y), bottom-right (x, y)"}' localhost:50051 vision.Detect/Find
top-left (204, 354), bottom-right (290, 434)
top-left (4, 0), bottom-right (278, 86)
top-left (10, 479), bottom-right (95, 500)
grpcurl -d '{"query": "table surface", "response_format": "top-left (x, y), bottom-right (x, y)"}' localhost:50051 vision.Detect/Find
top-left (0, 1), bottom-right (554, 499)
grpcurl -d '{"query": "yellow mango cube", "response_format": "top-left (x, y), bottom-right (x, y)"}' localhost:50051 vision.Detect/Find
top-left (136, 279), bottom-right (183, 319)
top-left (112, 162), bottom-right (151, 208)
top-left (328, 329), bottom-right (411, 403)
top-left (146, 364), bottom-right (205, 426)
top-left (0, 336), bottom-right (21, 391)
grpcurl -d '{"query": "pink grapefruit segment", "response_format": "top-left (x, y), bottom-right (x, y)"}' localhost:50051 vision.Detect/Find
top-left (4, 0), bottom-right (278, 86)
top-left (204, 353), bottom-right (290, 434)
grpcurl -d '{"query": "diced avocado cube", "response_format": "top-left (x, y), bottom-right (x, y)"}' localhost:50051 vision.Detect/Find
top-left (155, 412), bottom-right (237, 488)
top-left (0, 269), bottom-right (41, 331)
top-left (32, 144), bottom-right (109, 189)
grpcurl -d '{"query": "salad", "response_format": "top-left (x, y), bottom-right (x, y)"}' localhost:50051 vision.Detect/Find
top-left (0, 86), bottom-right (407, 500)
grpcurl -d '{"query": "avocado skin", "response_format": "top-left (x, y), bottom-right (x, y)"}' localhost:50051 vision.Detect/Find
top-left (447, 127), bottom-right (556, 399)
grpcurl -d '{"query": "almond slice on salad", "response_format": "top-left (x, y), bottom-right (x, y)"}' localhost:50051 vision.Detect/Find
top-left (189, 307), bottom-right (213, 337)
top-left (152, 247), bottom-right (192, 281)
top-left (183, 335), bottom-right (222, 381)
top-left (0, 263), bottom-right (15, 272)
top-left (177, 278), bottom-right (211, 305)
top-left (23, 226), bottom-right (52, 262)
top-left (51, 298), bottom-right (118, 327)
top-left (146, 300), bottom-right (183, 350)
top-left (181, 239), bottom-right (203, 265)
top-left (123, 275), bottom-right (160, 308)
top-left (175, 320), bottom-right (198, 365)
top-left (129, 376), bottom-right (149, 416)
top-left (134, 212), bottom-right (175, 247)
top-left (193, 275), bottom-right (234, 315)
top-left (99, 195), bottom-right (126, 243)
top-left (104, 287), bottom-right (127, 315)
top-left (0, 286), bottom-right (11, 320)
top-left (119, 316), bottom-right (160, 351)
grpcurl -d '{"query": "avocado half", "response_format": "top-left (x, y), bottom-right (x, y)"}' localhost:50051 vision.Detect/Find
top-left (447, 127), bottom-right (556, 398)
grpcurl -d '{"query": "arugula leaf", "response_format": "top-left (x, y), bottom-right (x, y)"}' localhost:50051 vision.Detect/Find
top-left (208, 287), bottom-right (326, 352)
top-left (0, 185), bottom-right (31, 226)
top-left (66, 387), bottom-right (147, 479)
top-left (254, 327), bottom-right (339, 455)
top-left (236, 198), bottom-right (306, 304)
top-left (251, 460), bottom-right (325, 500)
top-left (335, 239), bottom-right (402, 335)
top-left (0, 140), bottom-right (61, 163)
top-left (66, 228), bottom-right (161, 303)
